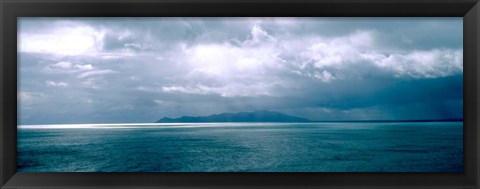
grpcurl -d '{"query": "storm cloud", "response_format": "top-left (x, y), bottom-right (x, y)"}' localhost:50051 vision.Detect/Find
top-left (18, 17), bottom-right (463, 124)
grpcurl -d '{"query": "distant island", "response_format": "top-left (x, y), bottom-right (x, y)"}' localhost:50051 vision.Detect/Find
top-left (156, 110), bottom-right (311, 123)
top-left (155, 110), bottom-right (463, 123)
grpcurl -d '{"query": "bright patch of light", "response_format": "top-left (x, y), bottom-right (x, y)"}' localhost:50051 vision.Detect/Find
top-left (19, 24), bottom-right (105, 56)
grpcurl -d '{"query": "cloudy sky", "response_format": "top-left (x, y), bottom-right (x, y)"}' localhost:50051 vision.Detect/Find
top-left (18, 17), bottom-right (463, 124)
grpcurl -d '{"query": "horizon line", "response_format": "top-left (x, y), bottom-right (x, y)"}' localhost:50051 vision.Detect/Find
top-left (18, 119), bottom-right (464, 126)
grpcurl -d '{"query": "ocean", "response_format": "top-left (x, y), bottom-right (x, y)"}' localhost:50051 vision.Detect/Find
top-left (17, 122), bottom-right (463, 172)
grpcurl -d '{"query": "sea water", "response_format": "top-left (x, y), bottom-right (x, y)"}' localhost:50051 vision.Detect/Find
top-left (17, 122), bottom-right (463, 172)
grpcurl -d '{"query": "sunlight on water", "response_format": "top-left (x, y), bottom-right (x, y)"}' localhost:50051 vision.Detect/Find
top-left (17, 122), bottom-right (463, 172)
top-left (18, 122), bottom-right (331, 129)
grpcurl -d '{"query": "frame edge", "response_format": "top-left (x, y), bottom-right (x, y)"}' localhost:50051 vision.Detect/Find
top-left (1, 0), bottom-right (480, 189)
top-left (1, 0), bottom-right (17, 188)
top-left (464, 1), bottom-right (480, 189)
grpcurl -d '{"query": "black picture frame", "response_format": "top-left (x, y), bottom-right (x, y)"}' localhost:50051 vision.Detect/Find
top-left (1, 0), bottom-right (479, 188)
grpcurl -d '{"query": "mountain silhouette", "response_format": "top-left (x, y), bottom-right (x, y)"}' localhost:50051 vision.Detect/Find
top-left (156, 110), bottom-right (311, 123)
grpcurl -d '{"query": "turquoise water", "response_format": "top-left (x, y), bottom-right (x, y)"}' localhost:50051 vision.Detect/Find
top-left (17, 122), bottom-right (463, 172)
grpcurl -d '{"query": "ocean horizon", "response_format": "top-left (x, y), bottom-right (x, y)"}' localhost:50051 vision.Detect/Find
top-left (17, 121), bottom-right (463, 172)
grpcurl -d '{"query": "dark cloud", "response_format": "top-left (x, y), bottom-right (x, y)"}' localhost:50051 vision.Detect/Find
top-left (18, 18), bottom-right (463, 124)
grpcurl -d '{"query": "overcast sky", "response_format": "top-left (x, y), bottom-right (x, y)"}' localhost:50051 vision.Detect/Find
top-left (18, 17), bottom-right (463, 124)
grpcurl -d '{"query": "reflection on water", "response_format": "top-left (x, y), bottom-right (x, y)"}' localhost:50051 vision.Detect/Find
top-left (17, 122), bottom-right (463, 172)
